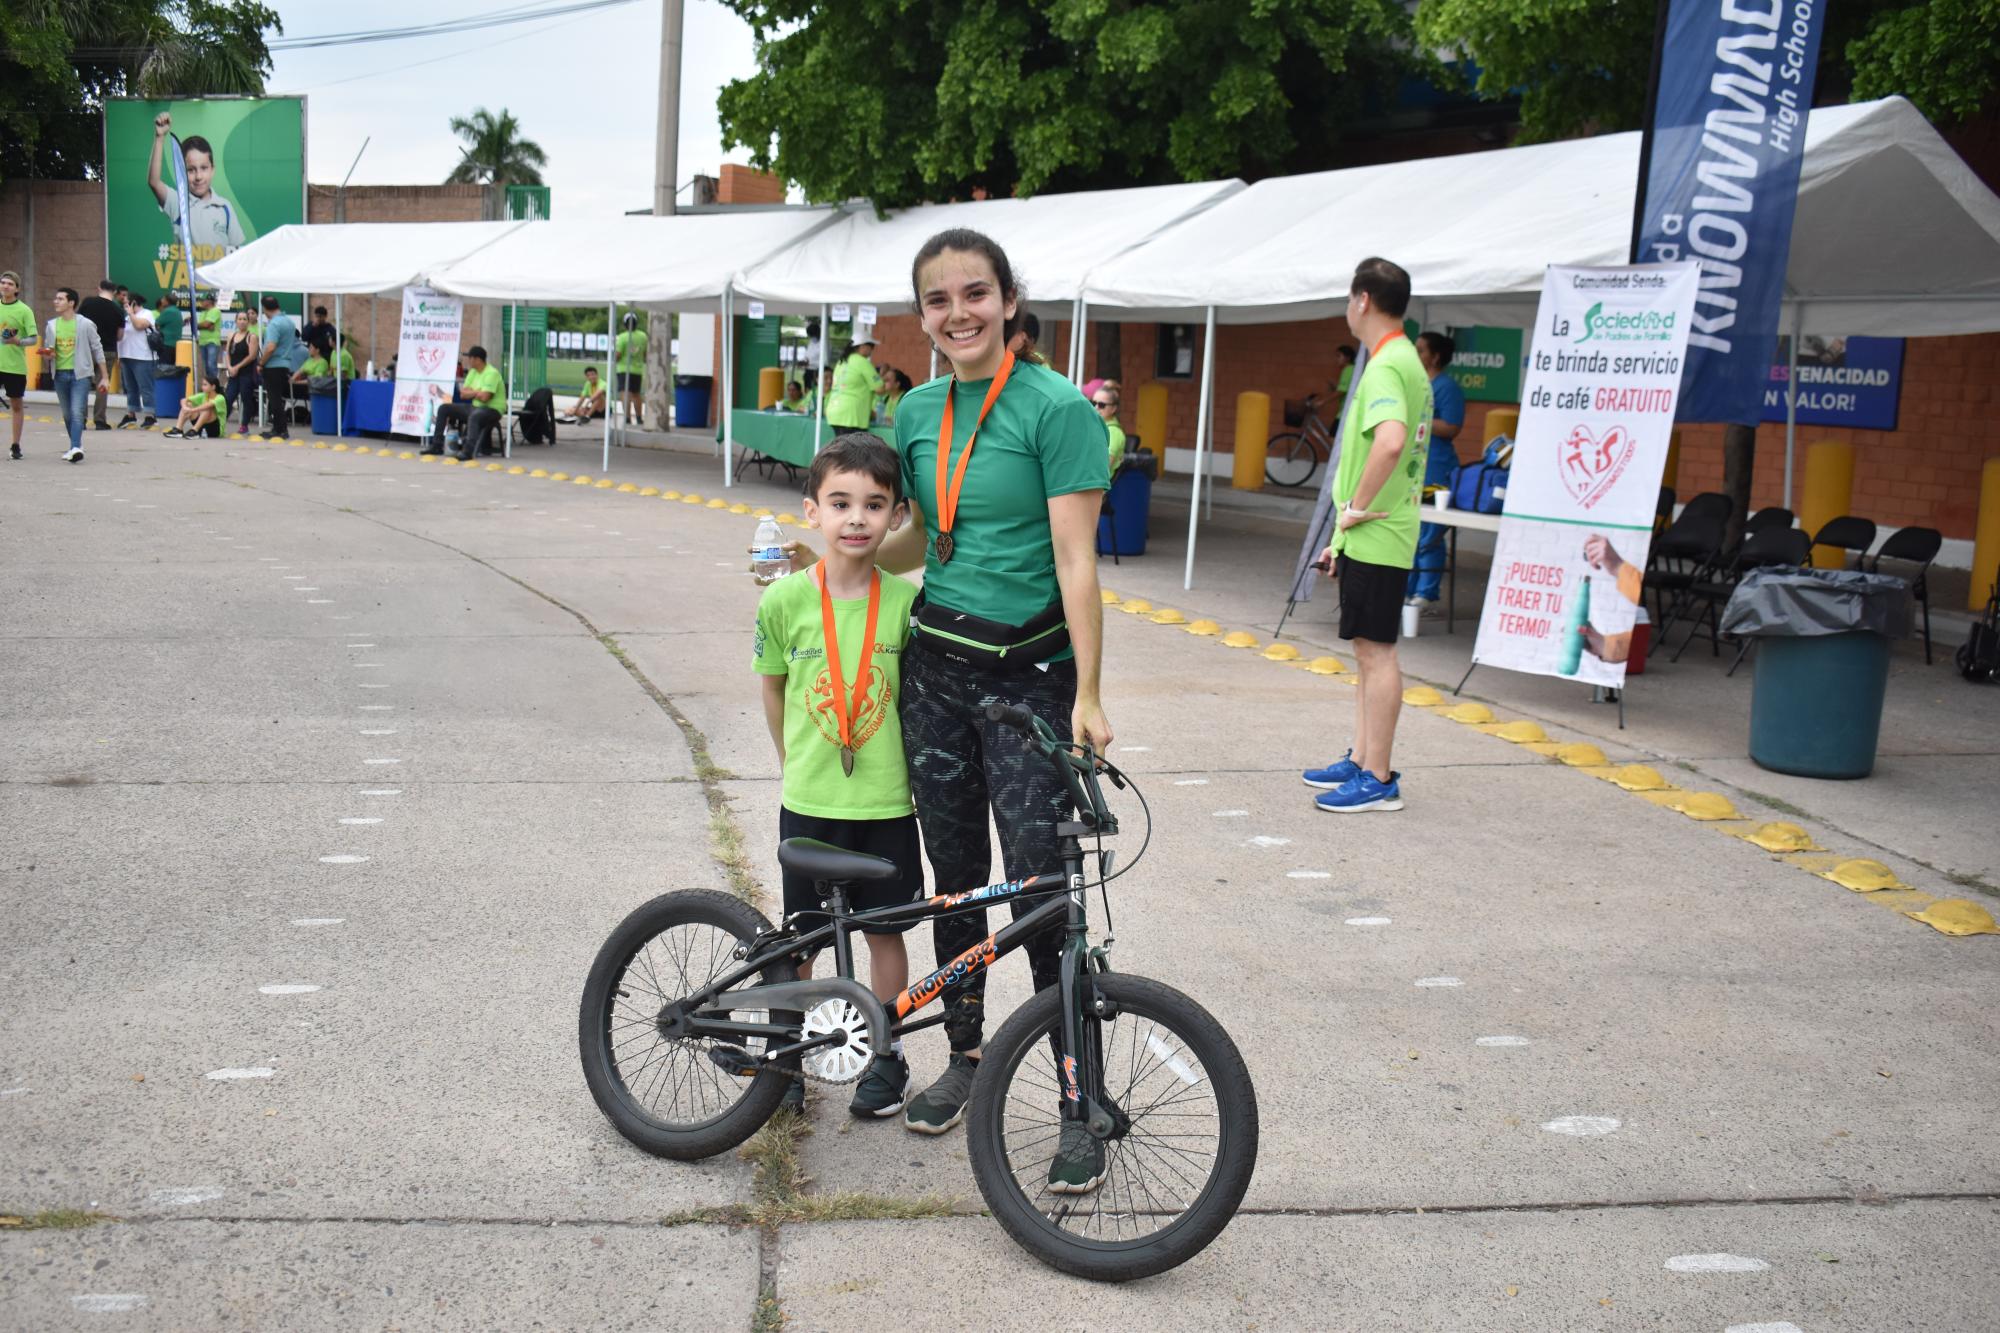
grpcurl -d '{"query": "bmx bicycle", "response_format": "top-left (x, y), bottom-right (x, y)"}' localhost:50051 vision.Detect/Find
top-left (578, 704), bottom-right (1258, 1281)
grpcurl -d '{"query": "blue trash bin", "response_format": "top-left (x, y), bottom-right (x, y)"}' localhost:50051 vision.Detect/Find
top-left (310, 390), bottom-right (341, 436)
top-left (674, 375), bottom-right (713, 430)
top-left (1097, 457), bottom-right (1153, 556)
top-left (153, 368), bottom-right (187, 422)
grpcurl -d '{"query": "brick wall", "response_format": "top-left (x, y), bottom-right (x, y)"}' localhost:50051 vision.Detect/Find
top-left (306, 184), bottom-right (493, 371)
top-left (0, 180), bottom-right (110, 311)
top-left (718, 165), bottom-right (785, 206)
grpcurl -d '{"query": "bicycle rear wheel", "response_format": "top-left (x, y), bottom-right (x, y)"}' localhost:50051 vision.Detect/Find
top-left (966, 972), bottom-right (1258, 1282)
top-left (1264, 432), bottom-right (1322, 489)
top-left (578, 889), bottom-right (798, 1161)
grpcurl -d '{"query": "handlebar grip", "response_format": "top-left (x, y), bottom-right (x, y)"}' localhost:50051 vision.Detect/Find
top-left (983, 702), bottom-right (1039, 733)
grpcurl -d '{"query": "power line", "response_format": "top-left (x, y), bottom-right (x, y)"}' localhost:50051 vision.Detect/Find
top-left (266, 0), bottom-right (638, 51)
top-left (274, 9), bottom-right (597, 94)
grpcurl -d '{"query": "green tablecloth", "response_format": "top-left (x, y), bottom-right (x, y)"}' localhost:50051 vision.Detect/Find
top-left (719, 410), bottom-right (895, 468)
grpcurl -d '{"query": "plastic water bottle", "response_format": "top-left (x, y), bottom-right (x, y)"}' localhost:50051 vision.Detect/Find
top-left (751, 516), bottom-right (789, 586)
top-left (444, 423), bottom-right (462, 454)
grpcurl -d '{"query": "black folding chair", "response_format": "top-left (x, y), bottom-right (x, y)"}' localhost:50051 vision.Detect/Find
top-left (1675, 525), bottom-right (1812, 663)
top-left (1646, 492), bottom-right (1731, 633)
top-left (1654, 486), bottom-right (1676, 539)
top-left (1870, 525), bottom-right (1943, 663)
top-left (1811, 515), bottom-right (1877, 570)
top-left (1745, 506), bottom-right (1794, 536)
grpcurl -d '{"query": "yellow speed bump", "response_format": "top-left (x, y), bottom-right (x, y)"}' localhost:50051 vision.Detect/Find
top-left (706, 497), bottom-right (729, 508)
top-left (616, 482), bottom-right (638, 493)
top-left (1489, 720), bottom-right (1548, 744)
top-left (1261, 643), bottom-right (1301, 661)
top-left (1150, 608), bottom-right (1187, 625)
top-left (1906, 900), bottom-right (2000, 936)
top-left (441, 456), bottom-right (460, 465)
top-left (398, 450), bottom-right (415, 460)
top-left (509, 466), bottom-right (527, 475)
top-left (1117, 599), bottom-right (1154, 615)
top-left (1734, 821), bottom-right (1822, 853)
top-left (1220, 631), bottom-right (1259, 649)
top-left (729, 502), bottom-right (751, 514)
top-left (1820, 858), bottom-right (1906, 892)
top-left (352, 446), bottom-right (372, 455)
top-left (1667, 791), bottom-right (1742, 821)
top-left (1555, 742), bottom-right (1608, 767)
top-left (1402, 684), bottom-right (1442, 705)
top-left (753, 507), bottom-right (774, 518)
top-left (1607, 764), bottom-right (1670, 791)
top-left (549, 471), bottom-right (569, 480)
top-left (683, 493), bottom-right (705, 504)
top-left (637, 486), bottom-right (659, 496)
top-left (661, 490), bottom-right (683, 500)
top-left (486, 462), bottom-right (504, 471)
top-left (528, 468), bottom-right (548, 477)
top-left (1185, 619), bottom-right (1221, 636)
top-left (1101, 589), bottom-right (1122, 604)
top-left (576, 476), bottom-right (598, 486)
top-left (331, 443), bottom-right (349, 452)
top-left (775, 512), bottom-right (799, 524)
top-left (1306, 657), bottom-right (1348, 676)
top-left (1443, 702), bottom-right (1493, 724)
top-left (594, 478), bottom-right (616, 488)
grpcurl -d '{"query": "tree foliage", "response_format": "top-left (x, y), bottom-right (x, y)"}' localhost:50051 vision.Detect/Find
top-left (1, 0), bottom-right (279, 181)
top-left (1415, 0), bottom-right (2000, 143)
top-left (716, 0), bottom-right (1420, 208)
top-left (444, 107), bottom-right (547, 187)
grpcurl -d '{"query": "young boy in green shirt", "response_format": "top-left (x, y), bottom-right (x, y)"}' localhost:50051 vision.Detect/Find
top-left (753, 434), bottom-right (923, 1118)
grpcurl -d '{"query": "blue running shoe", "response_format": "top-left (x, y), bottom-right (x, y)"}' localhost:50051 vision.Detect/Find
top-left (1303, 749), bottom-right (1361, 790)
top-left (1315, 770), bottom-right (1404, 813)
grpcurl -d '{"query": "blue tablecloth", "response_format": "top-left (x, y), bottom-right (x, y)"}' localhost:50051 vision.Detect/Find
top-left (347, 380), bottom-right (394, 434)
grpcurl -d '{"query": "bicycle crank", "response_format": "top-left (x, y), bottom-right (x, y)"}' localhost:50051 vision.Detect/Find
top-left (798, 997), bottom-right (873, 1084)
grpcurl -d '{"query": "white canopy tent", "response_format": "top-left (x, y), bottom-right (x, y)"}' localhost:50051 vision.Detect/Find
top-left (1080, 97), bottom-right (2000, 587)
top-left (198, 220), bottom-right (531, 441)
top-left (425, 210), bottom-right (842, 482)
top-left (734, 178), bottom-right (1245, 384)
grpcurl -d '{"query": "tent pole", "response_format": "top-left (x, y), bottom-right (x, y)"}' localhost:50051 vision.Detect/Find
top-left (722, 289), bottom-right (735, 489)
top-left (334, 294), bottom-right (343, 441)
top-left (602, 304), bottom-right (613, 475)
top-left (1076, 297), bottom-right (1089, 385)
top-left (928, 346), bottom-right (937, 381)
top-left (814, 304), bottom-right (827, 455)
top-left (1783, 301), bottom-right (1800, 510)
top-left (504, 299), bottom-right (515, 460)
top-left (1183, 305), bottom-right (1217, 591)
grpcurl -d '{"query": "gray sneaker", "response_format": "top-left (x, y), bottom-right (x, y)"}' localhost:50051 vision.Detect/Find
top-left (1046, 1121), bottom-right (1106, 1194)
top-left (848, 1052), bottom-right (912, 1118)
top-left (904, 1051), bottom-right (978, 1135)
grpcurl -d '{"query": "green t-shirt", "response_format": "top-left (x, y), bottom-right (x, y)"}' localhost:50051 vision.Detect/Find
top-left (462, 364), bottom-right (505, 410)
top-left (754, 569), bottom-right (919, 820)
top-left (196, 308), bottom-right (221, 345)
top-left (896, 358), bottom-right (1109, 651)
top-left (50, 316), bottom-right (77, 371)
top-left (826, 352), bottom-right (881, 429)
top-left (1328, 333), bottom-right (1433, 569)
top-left (330, 347), bottom-right (355, 378)
top-left (1336, 363), bottom-right (1353, 395)
top-left (297, 354), bottom-right (329, 379)
top-left (185, 390), bottom-right (220, 411)
top-left (156, 306), bottom-right (184, 345)
top-left (614, 328), bottom-right (648, 373)
top-left (0, 299), bottom-right (34, 374)
top-left (1105, 420), bottom-right (1127, 473)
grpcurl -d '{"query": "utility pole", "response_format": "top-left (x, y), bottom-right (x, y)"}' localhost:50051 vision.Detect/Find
top-left (647, 0), bottom-right (684, 433)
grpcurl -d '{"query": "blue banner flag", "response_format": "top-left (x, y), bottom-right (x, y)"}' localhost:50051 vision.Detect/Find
top-left (169, 135), bottom-right (204, 296)
top-left (1634, 0), bottom-right (1825, 424)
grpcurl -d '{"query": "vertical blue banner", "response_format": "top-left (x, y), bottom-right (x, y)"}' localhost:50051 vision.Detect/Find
top-left (1634, 0), bottom-right (1825, 424)
top-left (169, 135), bottom-right (204, 296)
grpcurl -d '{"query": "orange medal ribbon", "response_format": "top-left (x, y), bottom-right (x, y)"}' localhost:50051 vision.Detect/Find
top-left (933, 350), bottom-right (1016, 565)
top-left (817, 562), bottom-right (881, 777)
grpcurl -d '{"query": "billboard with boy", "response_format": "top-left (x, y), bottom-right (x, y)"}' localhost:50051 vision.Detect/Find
top-left (103, 97), bottom-right (305, 304)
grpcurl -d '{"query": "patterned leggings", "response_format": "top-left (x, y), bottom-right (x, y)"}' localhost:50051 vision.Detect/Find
top-left (900, 643), bottom-right (1077, 1052)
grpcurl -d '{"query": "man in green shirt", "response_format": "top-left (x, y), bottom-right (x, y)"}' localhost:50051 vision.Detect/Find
top-left (155, 294), bottom-right (184, 349)
top-left (0, 269), bottom-right (39, 458)
top-left (195, 294), bottom-right (222, 386)
top-left (1307, 257), bottom-right (1433, 815)
top-left (613, 313), bottom-right (646, 426)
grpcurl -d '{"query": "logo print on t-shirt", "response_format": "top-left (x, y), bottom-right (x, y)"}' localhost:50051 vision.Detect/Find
top-left (808, 662), bottom-right (892, 754)
top-left (1558, 423), bottom-right (1636, 510)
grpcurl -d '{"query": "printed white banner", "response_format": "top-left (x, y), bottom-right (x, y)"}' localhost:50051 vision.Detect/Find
top-left (390, 286), bottom-right (463, 438)
top-left (1471, 263), bottom-right (1700, 687)
top-left (747, 300), bottom-right (766, 320)
top-left (858, 304), bottom-right (877, 325)
top-left (831, 303), bottom-right (850, 322)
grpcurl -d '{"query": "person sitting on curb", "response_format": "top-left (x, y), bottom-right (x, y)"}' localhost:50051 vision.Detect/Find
top-left (563, 366), bottom-right (607, 423)
top-left (164, 374), bottom-right (226, 438)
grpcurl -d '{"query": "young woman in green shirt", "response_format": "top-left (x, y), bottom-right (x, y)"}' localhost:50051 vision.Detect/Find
top-left (824, 330), bottom-right (881, 430)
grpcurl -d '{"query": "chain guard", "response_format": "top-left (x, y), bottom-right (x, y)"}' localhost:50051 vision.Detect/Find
top-left (798, 997), bottom-right (873, 1084)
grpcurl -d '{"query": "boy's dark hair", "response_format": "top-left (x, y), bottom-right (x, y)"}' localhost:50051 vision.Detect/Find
top-left (806, 433), bottom-right (903, 505)
top-left (1417, 331), bottom-right (1455, 369)
top-left (910, 227), bottom-right (1040, 364)
top-left (1350, 257), bottom-right (1411, 318)
top-left (57, 286), bottom-right (79, 304)
top-left (466, 344), bottom-right (488, 362)
top-left (181, 135), bottom-right (214, 161)
top-left (1336, 343), bottom-right (1356, 363)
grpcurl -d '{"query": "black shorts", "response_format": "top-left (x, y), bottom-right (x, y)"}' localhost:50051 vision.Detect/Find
top-left (616, 372), bottom-right (642, 393)
top-left (778, 808), bottom-right (924, 935)
top-left (0, 371), bottom-right (24, 398)
top-left (1337, 553), bottom-right (1408, 644)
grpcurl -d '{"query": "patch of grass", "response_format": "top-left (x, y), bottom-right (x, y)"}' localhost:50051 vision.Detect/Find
top-left (1943, 869), bottom-right (2000, 902)
top-left (753, 1282), bottom-right (787, 1332)
top-left (786, 1193), bottom-right (961, 1223)
top-left (0, 1208), bottom-right (117, 1231)
top-left (708, 807), bottom-right (762, 906)
top-left (1739, 788), bottom-right (1812, 820)
top-left (658, 1204), bottom-right (754, 1228)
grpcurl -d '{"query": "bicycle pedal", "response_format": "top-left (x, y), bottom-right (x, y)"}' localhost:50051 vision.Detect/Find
top-left (707, 1044), bottom-right (758, 1077)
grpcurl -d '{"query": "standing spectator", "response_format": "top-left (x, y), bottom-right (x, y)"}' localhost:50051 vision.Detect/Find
top-left (0, 269), bottom-right (38, 459)
top-left (825, 325), bottom-right (881, 430)
top-left (115, 291), bottom-right (159, 429)
top-left (45, 287), bottom-right (110, 464)
top-left (223, 304), bottom-right (260, 434)
top-left (155, 293), bottom-right (184, 357)
top-left (255, 296), bottom-right (306, 438)
top-left (194, 293), bottom-right (222, 386)
top-left (303, 305), bottom-right (336, 359)
top-left (1303, 257), bottom-right (1432, 815)
top-left (1333, 343), bottom-right (1357, 398)
top-left (1091, 379), bottom-right (1126, 471)
top-left (613, 313), bottom-right (647, 426)
top-left (77, 280), bottom-right (124, 430)
top-left (1405, 332), bottom-right (1465, 610)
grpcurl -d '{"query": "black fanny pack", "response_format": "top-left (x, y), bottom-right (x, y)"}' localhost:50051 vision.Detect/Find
top-left (914, 594), bottom-right (1069, 669)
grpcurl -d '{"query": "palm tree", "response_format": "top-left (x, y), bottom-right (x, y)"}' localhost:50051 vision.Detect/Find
top-left (445, 107), bottom-right (546, 187)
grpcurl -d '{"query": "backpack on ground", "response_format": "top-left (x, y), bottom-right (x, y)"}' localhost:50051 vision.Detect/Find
top-left (1958, 580), bottom-right (1999, 683)
top-left (519, 386), bottom-right (557, 444)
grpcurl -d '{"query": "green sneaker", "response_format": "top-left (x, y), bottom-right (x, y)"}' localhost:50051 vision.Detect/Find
top-left (903, 1051), bottom-right (978, 1135)
top-left (1046, 1121), bottom-right (1106, 1195)
top-left (847, 1052), bottom-right (912, 1119)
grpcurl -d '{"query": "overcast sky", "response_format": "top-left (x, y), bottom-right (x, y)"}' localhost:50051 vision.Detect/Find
top-left (265, 0), bottom-right (765, 218)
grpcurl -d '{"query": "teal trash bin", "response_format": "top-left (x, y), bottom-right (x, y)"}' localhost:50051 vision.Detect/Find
top-left (1722, 568), bottom-right (1911, 779)
top-left (154, 365), bottom-right (188, 420)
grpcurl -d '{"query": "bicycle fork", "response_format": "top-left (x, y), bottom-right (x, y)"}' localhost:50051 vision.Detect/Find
top-left (1055, 823), bottom-right (1127, 1142)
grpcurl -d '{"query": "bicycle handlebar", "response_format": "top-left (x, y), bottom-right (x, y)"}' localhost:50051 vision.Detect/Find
top-left (983, 702), bottom-right (1120, 834)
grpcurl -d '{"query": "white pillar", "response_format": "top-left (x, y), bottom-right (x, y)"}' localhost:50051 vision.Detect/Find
top-left (1183, 306), bottom-right (1218, 591)
top-left (602, 304), bottom-right (613, 474)
top-left (334, 294), bottom-right (342, 441)
top-left (814, 303), bottom-right (827, 454)
top-left (1782, 301), bottom-right (1801, 510)
top-left (721, 289), bottom-right (735, 489)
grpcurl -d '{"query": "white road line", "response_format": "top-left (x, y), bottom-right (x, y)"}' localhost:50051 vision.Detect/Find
top-left (1344, 917), bottom-right (1392, 926)
top-left (358, 729), bottom-right (397, 736)
top-left (205, 1067), bottom-right (274, 1080)
top-left (72, 1295), bottom-right (149, 1313)
top-left (293, 918), bottom-right (344, 927)
top-left (319, 855), bottom-right (369, 864)
top-left (1541, 1115), bottom-right (1620, 1135)
top-left (357, 683), bottom-right (390, 688)
top-left (1244, 835), bottom-right (1291, 847)
top-left (1212, 810), bottom-right (1249, 818)
top-left (1666, 1254), bottom-right (1770, 1273)
top-left (358, 706), bottom-right (395, 711)
top-left (1173, 779), bottom-right (1210, 786)
top-left (1475, 1036), bottom-right (1532, 1047)
top-left (359, 789), bottom-right (401, 796)
top-left (1414, 976), bottom-right (1463, 987)
top-left (259, 984), bottom-right (321, 995)
top-left (148, 1186), bottom-right (224, 1206)
top-left (363, 758), bottom-right (401, 765)
top-left (1285, 870), bottom-right (1332, 879)
top-left (339, 817), bottom-right (383, 825)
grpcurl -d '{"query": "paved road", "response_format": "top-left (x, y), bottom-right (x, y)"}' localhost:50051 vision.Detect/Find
top-left (3, 419), bottom-right (1995, 1331)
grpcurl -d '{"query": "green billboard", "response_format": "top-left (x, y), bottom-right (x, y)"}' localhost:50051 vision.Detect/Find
top-left (103, 97), bottom-right (305, 303)
top-left (1443, 325), bottom-right (1523, 403)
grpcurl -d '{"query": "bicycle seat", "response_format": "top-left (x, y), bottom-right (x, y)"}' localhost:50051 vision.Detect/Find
top-left (777, 838), bottom-right (900, 883)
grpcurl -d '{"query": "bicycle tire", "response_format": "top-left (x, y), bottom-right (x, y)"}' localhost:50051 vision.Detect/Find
top-left (578, 889), bottom-right (799, 1161)
top-left (966, 972), bottom-right (1258, 1282)
top-left (1263, 432), bottom-right (1322, 489)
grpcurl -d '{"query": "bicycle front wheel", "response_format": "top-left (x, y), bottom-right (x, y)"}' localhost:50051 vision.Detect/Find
top-left (1264, 432), bottom-right (1321, 489)
top-left (966, 972), bottom-right (1258, 1282)
top-left (578, 889), bottom-right (798, 1161)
